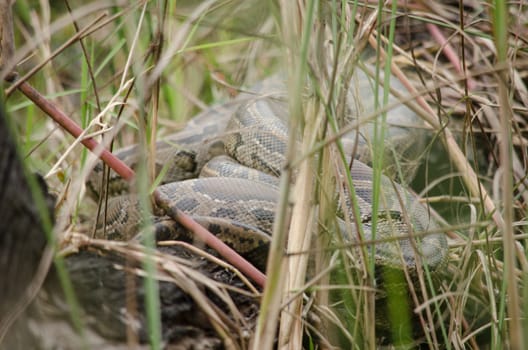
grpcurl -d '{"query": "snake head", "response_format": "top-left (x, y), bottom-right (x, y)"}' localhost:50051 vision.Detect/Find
top-left (360, 210), bottom-right (448, 273)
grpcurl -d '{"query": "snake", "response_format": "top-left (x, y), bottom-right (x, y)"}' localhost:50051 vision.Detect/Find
top-left (89, 66), bottom-right (448, 275)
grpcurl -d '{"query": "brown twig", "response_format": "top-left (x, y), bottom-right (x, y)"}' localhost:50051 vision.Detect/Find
top-left (13, 79), bottom-right (266, 288)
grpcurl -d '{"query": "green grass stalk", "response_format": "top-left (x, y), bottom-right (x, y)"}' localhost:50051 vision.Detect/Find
top-left (492, 0), bottom-right (522, 348)
top-left (125, 4), bottom-right (162, 348)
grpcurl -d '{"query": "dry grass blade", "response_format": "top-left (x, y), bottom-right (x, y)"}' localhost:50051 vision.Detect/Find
top-left (277, 101), bottom-right (319, 349)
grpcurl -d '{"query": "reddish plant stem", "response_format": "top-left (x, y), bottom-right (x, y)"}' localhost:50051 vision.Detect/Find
top-left (153, 191), bottom-right (266, 287)
top-left (426, 23), bottom-right (477, 90)
top-left (16, 79), bottom-right (267, 287)
top-left (18, 81), bottom-right (136, 181)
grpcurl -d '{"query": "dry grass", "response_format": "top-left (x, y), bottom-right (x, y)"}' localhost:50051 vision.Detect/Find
top-left (4, 0), bottom-right (528, 349)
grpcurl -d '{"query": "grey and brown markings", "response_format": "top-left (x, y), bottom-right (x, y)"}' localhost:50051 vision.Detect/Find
top-left (89, 67), bottom-right (448, 274)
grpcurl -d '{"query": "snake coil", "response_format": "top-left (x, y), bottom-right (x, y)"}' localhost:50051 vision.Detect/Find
top-left (90, 66), bottom-right (448, 276)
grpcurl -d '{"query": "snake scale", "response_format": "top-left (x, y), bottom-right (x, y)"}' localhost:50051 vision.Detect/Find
top-left (90, 66), bottom-right (448, 275)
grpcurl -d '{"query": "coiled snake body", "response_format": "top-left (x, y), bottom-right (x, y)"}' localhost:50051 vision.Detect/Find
top-left (91, 67), bottom-right (448, 275)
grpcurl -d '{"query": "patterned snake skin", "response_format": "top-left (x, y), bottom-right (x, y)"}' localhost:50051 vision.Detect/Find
top-left (89, 66), bottom-right (448, 273)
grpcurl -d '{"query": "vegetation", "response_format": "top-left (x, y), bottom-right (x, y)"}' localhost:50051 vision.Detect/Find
top-left (3, 0), bottom-right (528, 348)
